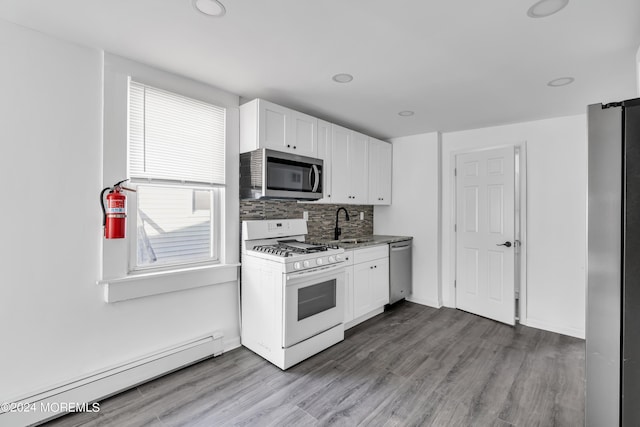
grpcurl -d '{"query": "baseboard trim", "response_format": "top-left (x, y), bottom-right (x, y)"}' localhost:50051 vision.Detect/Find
top-left (0, 332), bottom-right (234, 427)
top-left (523, 318), bottom-right (585, 339)
top-left (407, 296), bottom-right (442, 309)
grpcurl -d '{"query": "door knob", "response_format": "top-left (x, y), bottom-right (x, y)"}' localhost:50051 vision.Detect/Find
top-left (496, 241), bottom-right (512, 248)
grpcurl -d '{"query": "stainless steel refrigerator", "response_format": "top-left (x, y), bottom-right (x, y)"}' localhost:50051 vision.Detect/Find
top-left (587, 98), bottom-right (640, 426)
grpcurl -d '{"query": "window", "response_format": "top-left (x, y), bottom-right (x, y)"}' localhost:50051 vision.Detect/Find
top-left (100, 54), bottom-right (240, 302)
top-left (128, 80), bottom-right (226, 270)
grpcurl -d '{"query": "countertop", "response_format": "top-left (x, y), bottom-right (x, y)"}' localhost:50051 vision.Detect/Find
top-left (319, 235), bottom-right (413, 249)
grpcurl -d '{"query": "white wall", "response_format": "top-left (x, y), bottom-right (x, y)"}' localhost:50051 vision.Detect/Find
top-left (0, 20), bottom-right (240, 402)
top-left (636, 45), bottom-right (640, 95)
top-left (374, 132), bottom-right (441, 307)
top-left (442, 115), bottom-right (587, 338)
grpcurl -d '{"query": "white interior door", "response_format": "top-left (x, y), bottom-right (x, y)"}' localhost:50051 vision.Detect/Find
top-left (455, 146), bottom-right (515, 325)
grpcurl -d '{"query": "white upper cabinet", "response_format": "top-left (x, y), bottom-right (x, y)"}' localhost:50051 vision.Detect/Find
top-left (240, 99), bottom-right (318, 157)
top-left (316, 119), bottom-right (333, 202)
top-left (350, 131), bottom-right (369, 203)
top-left (240, 98), bottom-right (391, 205)
top-left (290, 110), bottom-right (317, 157)
top-left (330, 125), bottom-right (369, 204)
top-left (368, 138), bottom-right (392, 205)
top-left (330, 125), bottom-right (350, 203)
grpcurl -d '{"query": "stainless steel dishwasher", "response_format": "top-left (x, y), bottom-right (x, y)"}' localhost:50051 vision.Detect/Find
top-left (389, 239), bottom-right (412, 304)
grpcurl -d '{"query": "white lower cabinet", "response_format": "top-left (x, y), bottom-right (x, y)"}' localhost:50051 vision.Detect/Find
top-left (343, 245), bottom-right (390, 329)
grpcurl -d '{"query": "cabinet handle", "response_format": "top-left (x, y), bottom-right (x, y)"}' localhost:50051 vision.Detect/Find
top-left (293, 146), bottom-right (297, 149)
top-left (287, 144), bottom-right (291, 148)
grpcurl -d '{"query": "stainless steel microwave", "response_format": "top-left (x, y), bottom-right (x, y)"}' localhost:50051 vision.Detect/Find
top-left (240, 149), bottom-right (323, 200)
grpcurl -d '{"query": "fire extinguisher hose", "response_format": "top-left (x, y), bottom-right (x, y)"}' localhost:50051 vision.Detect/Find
top-left (100, 187), bottom-right (111, 227)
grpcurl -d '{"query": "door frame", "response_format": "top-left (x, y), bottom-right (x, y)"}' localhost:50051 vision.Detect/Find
top-left (448, 142), bottom-right (528, 324)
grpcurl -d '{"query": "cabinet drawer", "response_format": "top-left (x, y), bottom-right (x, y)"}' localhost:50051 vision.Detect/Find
top-left (342, 250), bottom-right (354, 266)
top-left (353, 245), bottom-right (388, 264)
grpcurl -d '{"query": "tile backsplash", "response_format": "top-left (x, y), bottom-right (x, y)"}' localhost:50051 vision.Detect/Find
top-left (240, 200), bottom-right (373, 242)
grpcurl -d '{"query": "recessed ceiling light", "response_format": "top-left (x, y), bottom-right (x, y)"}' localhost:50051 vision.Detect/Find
top-left (547, 77), bottom-right (575, 87)
top-left (398, 111), bottom-right (415, 117)
top-left (192, 0), bottom-right (226, 17)
top-left (332, 73), bottom-right (354, 83)
top-left (527, 0), bottom-right (569, 18)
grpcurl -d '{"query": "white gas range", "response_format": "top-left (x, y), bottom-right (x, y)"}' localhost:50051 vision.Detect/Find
top-left (241, 219), bottom-right (345, 370)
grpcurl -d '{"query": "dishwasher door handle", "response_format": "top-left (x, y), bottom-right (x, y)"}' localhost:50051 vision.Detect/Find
top-left (391, 244), bottom-right (411, 251)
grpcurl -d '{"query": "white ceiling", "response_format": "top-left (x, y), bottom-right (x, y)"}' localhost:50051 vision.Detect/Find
top-left (1, 0), bottom-right (639, 139)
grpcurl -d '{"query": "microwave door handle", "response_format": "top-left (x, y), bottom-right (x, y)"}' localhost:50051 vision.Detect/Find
top-left (311, 165), bottom-right (320, 192)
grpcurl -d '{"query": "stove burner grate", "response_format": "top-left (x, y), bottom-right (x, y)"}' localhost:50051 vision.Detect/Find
top-left (251, 241), bottom-right (330, 257)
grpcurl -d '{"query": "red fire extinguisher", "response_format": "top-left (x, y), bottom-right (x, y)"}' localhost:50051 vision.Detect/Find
top-left (100, 179), bottom-right (135, 239)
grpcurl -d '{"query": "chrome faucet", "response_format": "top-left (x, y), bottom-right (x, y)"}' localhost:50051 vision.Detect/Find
top-left (334, 207), bottom-right (350, 241)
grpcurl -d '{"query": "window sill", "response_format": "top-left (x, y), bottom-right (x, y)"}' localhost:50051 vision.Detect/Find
top-left (98, 263), bottom-right (240, 303)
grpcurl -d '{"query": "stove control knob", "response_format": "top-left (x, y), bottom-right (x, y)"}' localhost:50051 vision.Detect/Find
top-left (303, 260), bottom-right (310, 268)
top-left (336, 254), bottom-right (343, 262)
top-left (294, 262), bottom-right (301, 270)
top-left (328, 256), bottom-right (336, 263)
top-left (316, 258), bottom-right (323, 265)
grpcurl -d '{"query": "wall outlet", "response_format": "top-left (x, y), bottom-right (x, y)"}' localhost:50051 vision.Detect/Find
top-left (303, 211), bottom-right (309, 220)
top-left (360, 212), bottom-right (364, 220)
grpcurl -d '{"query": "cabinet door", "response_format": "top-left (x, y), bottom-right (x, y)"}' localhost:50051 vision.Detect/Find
top-left (368, 138), bottom-right (380, 204)
top-left (353, 260), bottom-right (374, 319)
top-left (371, 257), bottom-right (390, 308)
top-left (331, 125), bottom-right (351, 204)
top-left (258, 100), bottom-right (288, 151)
top-left (368, 138), bottom-right (392, 205)
top-left (316, 120), bottom-right (333, 203)
top-left (349, 131), bottom-right (369, 203)
top-left (344, 265), bottom-right (354, 324)
top-left (378, 141), bottom-right (392, 204)
top-left (289, 110), bottom-right (317, 157)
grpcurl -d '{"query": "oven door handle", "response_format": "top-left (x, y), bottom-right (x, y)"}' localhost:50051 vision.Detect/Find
top-left (286, 262), bottom-right (344, 282)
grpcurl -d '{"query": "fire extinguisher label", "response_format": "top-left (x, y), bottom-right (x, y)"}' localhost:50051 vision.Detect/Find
top-left (107, 199), bottom-right (125, 214)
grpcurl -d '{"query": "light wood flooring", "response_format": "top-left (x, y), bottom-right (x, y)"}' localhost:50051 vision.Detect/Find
top-left (44, 302), bottom-right (585, 426)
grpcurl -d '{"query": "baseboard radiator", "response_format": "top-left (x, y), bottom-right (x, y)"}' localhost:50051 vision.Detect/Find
top-left (0, 332), bottom-right (224, 427)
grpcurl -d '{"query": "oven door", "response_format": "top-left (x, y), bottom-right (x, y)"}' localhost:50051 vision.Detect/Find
top-left (283, 263), bottom-right (344, 348)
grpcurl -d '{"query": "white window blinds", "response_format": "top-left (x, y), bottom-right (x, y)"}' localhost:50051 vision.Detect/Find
top-left (128, 80), bottom-right (226, 185)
